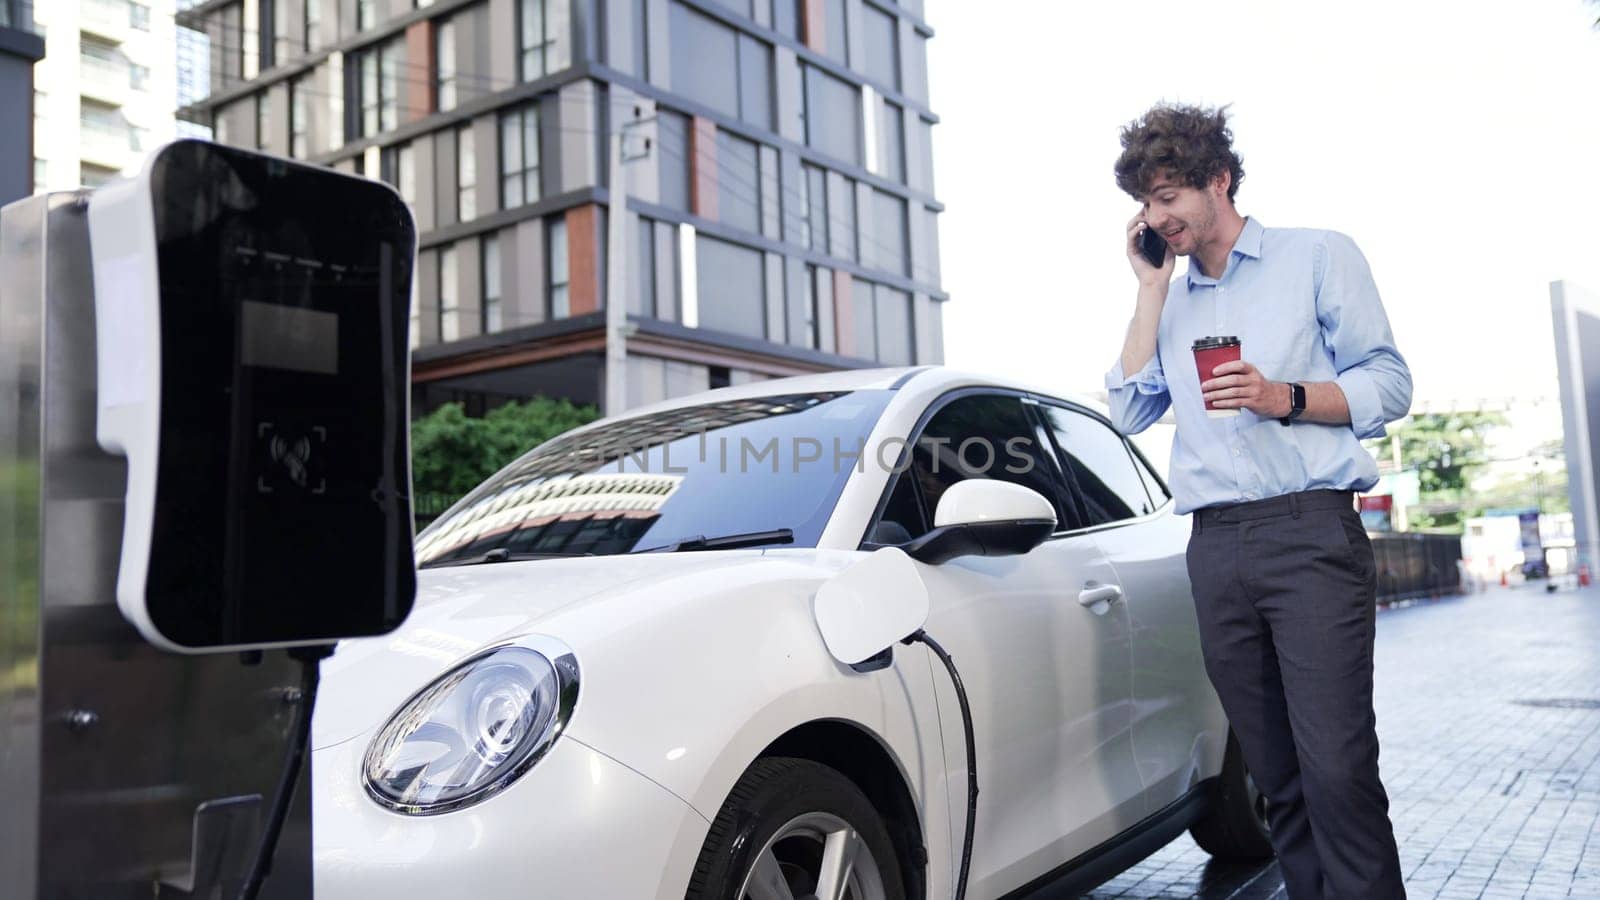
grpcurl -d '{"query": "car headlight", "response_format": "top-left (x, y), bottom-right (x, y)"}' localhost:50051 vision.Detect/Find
top-left (362, 638), bottom-right (579, 815)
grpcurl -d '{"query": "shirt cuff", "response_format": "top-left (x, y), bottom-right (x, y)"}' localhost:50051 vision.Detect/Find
top-left (1335, 368), bottom-right (1386, 439)
top-left (1105, 356), bottom-right (1167, 395)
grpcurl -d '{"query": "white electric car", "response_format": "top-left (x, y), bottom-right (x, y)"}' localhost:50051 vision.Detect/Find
top-left (312, 366), bottom-right (1272, 899)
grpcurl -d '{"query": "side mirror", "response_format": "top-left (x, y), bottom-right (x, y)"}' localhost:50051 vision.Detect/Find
top-left (814, 547), bottom-right (929, 668)
top-left (903, 480), bottom-right (1057, 566)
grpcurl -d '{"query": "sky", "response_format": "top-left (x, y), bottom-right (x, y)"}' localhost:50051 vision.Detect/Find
top-left (925, 0), bottom-right (1600, 416)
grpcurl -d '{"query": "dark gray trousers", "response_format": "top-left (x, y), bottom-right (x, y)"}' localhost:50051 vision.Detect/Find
top-left (1187, 490), bottom-right (1405, 900)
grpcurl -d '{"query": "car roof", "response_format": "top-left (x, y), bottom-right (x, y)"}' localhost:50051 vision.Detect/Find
top-left (561, 365), bottom-right (1109, 442)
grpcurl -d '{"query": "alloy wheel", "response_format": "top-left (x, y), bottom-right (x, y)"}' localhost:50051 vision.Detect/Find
top-left (737, 811), bottom-right (888, 900)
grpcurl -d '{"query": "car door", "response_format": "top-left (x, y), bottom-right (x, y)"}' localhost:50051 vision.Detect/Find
top-left (868, 391), bottom-right (1144, 897)
top-left (1036, 401), bottom-right (1225, 812)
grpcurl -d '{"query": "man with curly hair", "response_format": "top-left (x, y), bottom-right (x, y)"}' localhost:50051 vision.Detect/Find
top-left (1105, 103), bottom-right (1412, 900)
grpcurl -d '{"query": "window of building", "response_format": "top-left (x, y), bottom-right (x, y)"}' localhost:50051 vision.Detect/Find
top-left (801, 263), bottom-right (823, 350)
top-left (384, 142), bottom-right (416, 207)
top-left (255, 90), bottom-right (271, 150)
top-left (871, 189), bottom-right (908, 276)
top-left (826, 171), bottom-right (856, 262)
top-left (825, 0), bottom-right (849, 60)
top-left (716, 130), bottom-right (760, 234)
top-left (500, 104), bottom-right (540, 208)
top-left (668, 2), bottom-right (772, 129)
top-left (483, 233), bottom-right (503, 332)
top-left (130, 63), bottom-right (150, 92)
top-left (1041, 405), bottom-right (1155, 524)
top-left (130, 1), bottom-right (151, 30)
top-left (629, 0), bottom-right (649, 78)
top-left (862, 3), bottom-right (898, 91)
top-left (409, 270), bottom-right (421, 348)
top-left (631, 215), bottom-right (656, 317)
top-left (520, 0), bottom-right (553, 81)
top-left (290, 76), bottom-right (310, 158)
top-left (803, 64), bottom-right (861, 166)
top-left (357, 0), bottom-right (376, 31)
top-left (772, 0), bottom-right (800, 40)
top-left (439, 244), bottom-right (460, 341)
top-left (436, 18), bottom-right (458, 111)
top-left (656, 109), bottom-right (690, 212)
top-left (799, 163), bottom-right (827, 252)
top-left (880, 99), bottom-right (905, 184)
top-left (851, 277), bottom-right (876, 359)
top-left (873, 283), bottom-right (912, 365)
top-left (80, 35), bottom-right (123, 88)
top-left (214, 107), bottom-right (231, 144)
top-left (34, 159), bottom-right (46, 193)
top-left (696, 235), bottom-right (765, 339)
top-left (304, 0), bottom-right (322, 52)
top-left (358, 39), bottom-right (401, 138)
top-left (457, 125), bottom-right (476, 221)
top-left (548, 217), bottom-right (569, 318)
top-left (267, 0), bottom-right (291, 69)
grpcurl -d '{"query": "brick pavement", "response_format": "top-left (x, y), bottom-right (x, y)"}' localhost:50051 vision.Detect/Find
top-left (1083, 581), bottom-right (1600, 899)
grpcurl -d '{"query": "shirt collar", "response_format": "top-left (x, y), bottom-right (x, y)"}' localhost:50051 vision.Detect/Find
top-left (1185, 216), bottom-right (1263, 288)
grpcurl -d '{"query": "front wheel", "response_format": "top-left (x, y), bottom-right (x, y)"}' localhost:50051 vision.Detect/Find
top-left (686, 757), bottom-right (906, 900)
top-left (1189, 731), bottom-right (1275, 860)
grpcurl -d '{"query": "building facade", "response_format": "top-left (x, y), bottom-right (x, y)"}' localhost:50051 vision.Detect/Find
top-left (31, 0), bottom-right (179, 193)
top-left (177, 0), bottom-right (944, 415)
top-left (1, 1), bottom-right (46, 206)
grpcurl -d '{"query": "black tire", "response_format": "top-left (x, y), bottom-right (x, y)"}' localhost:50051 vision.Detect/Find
top-left (686, 757), bottom-right (907, 900)
top-left (1189, 731), bottom-right (1275, 860)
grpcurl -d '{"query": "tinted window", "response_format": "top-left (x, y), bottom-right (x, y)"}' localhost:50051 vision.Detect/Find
top-left (417, 391), bottom-right (895, 564)
top-left (1042, 405), bottom-right (1153, 525)
top-left (804, 64), bottom-right (861, 166)
top-left (716, 129), bottom-right (760, 233)
top-left (874, 394), bottom-right (1067, 542)
top-left (696, 235), bottom-right (766, 338)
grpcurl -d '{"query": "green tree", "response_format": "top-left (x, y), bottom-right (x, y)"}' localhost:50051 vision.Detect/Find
top-left (411, 397), bottom-right (599, 503)
top-left (1365, 411), bottom-right (1507, 532)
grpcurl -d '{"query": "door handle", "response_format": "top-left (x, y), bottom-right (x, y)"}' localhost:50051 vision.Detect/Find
top-left (1078, 583), bottom-right (1124, 608)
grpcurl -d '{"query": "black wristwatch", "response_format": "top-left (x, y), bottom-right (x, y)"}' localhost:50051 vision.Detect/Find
top-left (1279, 382), bottom-right (1307, 426)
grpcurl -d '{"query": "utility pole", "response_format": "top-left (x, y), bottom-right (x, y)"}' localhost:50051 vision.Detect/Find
top-left (603, 103), bottom-right (654, 417)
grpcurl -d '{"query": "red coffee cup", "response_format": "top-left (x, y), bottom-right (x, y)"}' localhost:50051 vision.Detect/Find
top-left (1192, 336), bottom-right (1242, 418)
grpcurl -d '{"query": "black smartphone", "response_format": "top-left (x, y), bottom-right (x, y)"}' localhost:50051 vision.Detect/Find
top-left (1139, 226), bottom-right (1168, 268)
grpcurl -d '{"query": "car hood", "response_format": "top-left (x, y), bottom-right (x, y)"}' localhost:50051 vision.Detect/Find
top-left (310, 549), bottom-right (804, 751)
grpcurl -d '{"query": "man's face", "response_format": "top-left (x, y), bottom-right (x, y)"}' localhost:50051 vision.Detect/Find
top-left (1139, 173), bottom-right (1225, 257)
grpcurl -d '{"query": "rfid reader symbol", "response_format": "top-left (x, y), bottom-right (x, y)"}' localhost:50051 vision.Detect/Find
top-left (271, 434), bottom-right (312, 487)
top-left (256, 422), bottom-right (328, 495)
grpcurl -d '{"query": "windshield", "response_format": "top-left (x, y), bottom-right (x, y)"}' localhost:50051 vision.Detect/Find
top-left (415, 390), bottom-right (895, 566)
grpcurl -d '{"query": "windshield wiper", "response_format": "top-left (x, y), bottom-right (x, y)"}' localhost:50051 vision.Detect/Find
top-left (420, 548), bottom-right (594, 569)
top-left (631, 528), bottom-right (795, 555)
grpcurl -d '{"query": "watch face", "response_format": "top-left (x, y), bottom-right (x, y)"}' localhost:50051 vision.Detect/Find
top-left (143, 141), bottom-right (417, 649)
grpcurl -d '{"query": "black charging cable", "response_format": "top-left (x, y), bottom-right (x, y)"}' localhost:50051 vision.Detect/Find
top-left (903, 629), bottom-right (977, 900)
top-left (239, 644), bottom-right (335, 900)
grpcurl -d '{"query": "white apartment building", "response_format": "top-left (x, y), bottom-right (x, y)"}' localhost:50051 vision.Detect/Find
top-left (32, 0), bottom-right (179, 192)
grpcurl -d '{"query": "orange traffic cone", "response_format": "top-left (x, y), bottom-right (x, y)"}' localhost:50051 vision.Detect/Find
top-left (1501, 569), bottom-right (1509, 587)
top-left (1580, 565), bottom-right (1591, 588)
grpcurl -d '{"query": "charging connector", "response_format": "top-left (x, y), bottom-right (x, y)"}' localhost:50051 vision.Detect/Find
top-left (238, 644), bottom-right (334, 900)
top-left (903, 629), bottom-right (976, 900)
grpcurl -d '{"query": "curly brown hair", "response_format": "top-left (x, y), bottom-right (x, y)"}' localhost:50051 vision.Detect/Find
top-left (1114, 103), bottom-right (1245, 202)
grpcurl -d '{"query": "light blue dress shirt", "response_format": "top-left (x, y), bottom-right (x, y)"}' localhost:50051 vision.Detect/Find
top-left (1106, 217), bottom-right (1412, 515)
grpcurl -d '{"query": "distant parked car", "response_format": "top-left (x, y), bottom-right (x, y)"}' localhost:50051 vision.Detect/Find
top-left (312, 366), bottom-right (1271, 899)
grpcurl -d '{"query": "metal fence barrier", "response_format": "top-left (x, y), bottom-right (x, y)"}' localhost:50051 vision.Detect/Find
top-left (1369, 533), bottom-right (1463, 603)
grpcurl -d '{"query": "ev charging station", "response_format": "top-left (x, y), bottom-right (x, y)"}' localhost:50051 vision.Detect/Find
top-left (0, 140), bottom-right (417, 896)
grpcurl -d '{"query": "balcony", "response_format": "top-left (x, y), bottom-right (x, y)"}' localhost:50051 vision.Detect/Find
top-left (80, 117), bottom-right (139, 169)
top-left (80, 54), bottom-right (132, 105)
top-left (80, 0), bottom-right (132, 42)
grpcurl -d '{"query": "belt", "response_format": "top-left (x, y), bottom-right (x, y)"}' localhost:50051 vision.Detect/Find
top-left (1193, 489), bottom-right (1355, 528)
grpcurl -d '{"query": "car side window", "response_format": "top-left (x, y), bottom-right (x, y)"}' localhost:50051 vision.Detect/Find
top-left (873, 394), bottom-right (1070, 542)
top-left (1129, 442), bottom-right (1171, 506)
top-left (1041, 405), bottom-right (1154, 526)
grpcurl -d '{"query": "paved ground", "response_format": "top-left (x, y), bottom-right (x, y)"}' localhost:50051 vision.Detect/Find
top-left (1083, 580), bottom-right (1600, 899)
